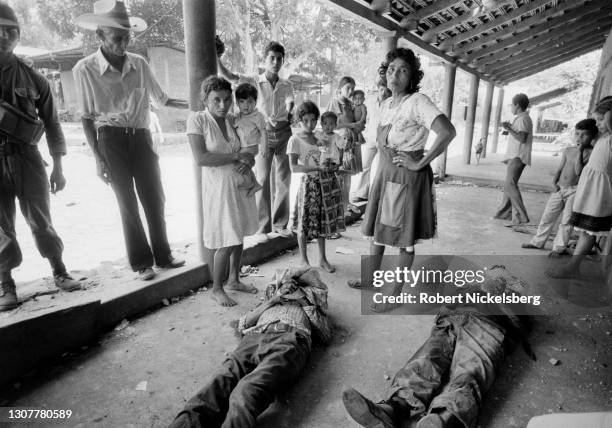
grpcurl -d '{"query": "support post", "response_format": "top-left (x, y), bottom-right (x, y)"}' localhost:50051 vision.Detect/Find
top-left (436, 63), bottom-right (456, 179)
top-left (383, 33), bottom-right (397, 53)
top-left (536, 107), bottom-right (544, 133)
top-left (463, 73), bottom-right (480, 164)
top-left (480, 81), bottom-right (495, 158)
top-left (183, 0), bottom-right (217, 264)
top-left (490, 87), bottom-right (505, 154)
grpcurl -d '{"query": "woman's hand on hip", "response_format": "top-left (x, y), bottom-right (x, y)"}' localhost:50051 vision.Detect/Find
top-left (393, 153), bottom-right (423, 171)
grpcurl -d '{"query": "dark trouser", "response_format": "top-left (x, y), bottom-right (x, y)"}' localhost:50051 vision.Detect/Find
top-left (0, 146), bottom-right (63, 274)
top-left (97, 127), bottom-right (171, 271)
top-left (387, 311), bottom-right (505, 428)
top-left (494, 157), bottom-right (529, 223)
top-left (170, 325), bottom-right (311, 428)
top-left (255, 124), bottom-right (292, 234)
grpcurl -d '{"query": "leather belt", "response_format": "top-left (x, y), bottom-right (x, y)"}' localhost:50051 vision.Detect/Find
top-left (98, 126), bottom-right (148, 135)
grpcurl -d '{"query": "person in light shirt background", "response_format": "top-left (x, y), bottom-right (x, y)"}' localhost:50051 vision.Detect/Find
top-left (492, 93), bottom-right (533, 227)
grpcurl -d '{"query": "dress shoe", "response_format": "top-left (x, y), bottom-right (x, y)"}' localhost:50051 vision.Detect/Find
top-left (342, 387), bottom-right (396, 428)
top-left (158, 257), bottom-right (185, 269)
top-left (0, 279), bottom-right (18, 311)
top-left (54, 272), bottom-right (82, 291)
top-left (138, 267), bottom-right (156, 281)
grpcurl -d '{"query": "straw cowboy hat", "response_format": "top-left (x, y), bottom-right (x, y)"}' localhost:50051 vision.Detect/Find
top-left (0, 2), bottom-right (19, 29)
top-left (76, 0), bottom-right (147, 32)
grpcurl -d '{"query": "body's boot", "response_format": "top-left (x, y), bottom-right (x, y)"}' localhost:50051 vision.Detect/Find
top-left (0, 278), bottom-right (18, 311)
top-left (50, 257), bottom-right (81, 291)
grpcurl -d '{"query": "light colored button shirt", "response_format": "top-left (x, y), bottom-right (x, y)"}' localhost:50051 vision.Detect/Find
top-left (73, 48), bottom-right (168, 130)
top-left (504, 111), bottom-right (533, 166)
top-left (238, 73), bottom-right (293, 127)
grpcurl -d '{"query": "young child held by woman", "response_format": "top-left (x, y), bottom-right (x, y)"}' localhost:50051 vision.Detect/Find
top-left (352, 90), bottom-right (367, 145)
top-left (233, 83), bottom-right (268, 196)
top-left (288, 101), bottom-right (345, 273)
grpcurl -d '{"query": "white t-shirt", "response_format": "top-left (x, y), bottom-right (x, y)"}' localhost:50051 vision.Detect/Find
top-left (287, 134), bottom-right (322, 173)
top-left (377, 92), bottom-right (443, 152)
top-left (504, 111), bottom-right (533, 166)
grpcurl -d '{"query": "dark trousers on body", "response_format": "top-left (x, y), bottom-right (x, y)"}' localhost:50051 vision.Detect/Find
top-left (0, 146), bottom-right (63, 273)
top-left (386, 310), bottom-right (505, 428)
top-left (97, 127), bottom-right (171, 271)
top-left (494, 157), bottom-right (529, 223)
top-left (170, 325), bottom-right (311, 428)
top-left (255, 124), bottom-right (292, 234)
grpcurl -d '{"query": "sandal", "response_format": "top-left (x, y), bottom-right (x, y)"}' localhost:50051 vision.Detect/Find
top-left (329, 232), bottom-right (342, 239)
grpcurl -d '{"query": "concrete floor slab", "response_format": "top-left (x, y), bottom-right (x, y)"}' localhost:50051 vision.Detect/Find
top-left (1, 184), bottom-right (610, 428)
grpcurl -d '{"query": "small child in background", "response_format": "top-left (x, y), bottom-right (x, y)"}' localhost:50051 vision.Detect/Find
top-left (316, 111), bottom-right (346, 239)
top-left (522, 118), bottom-right (597, 257)
top-left (288, 101), bottom-right (345, 273)
top-left (352, 90), bottom-right (367, 145)
top-left (548, 97), bottom-right (612, 280)
top-left (475, 139), bottom-right (484, 164)
top-left (233, 83), bottom-right (267, 196)
top-left (316, 111), bottom-right (344, 168)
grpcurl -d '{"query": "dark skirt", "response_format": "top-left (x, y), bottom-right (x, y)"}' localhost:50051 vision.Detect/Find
top-left (569, 211), bottom-right (612, 234)
top-left (361, 149), bottom-right (436, 247)
top-left (292, 173), bottom-right (345, 240)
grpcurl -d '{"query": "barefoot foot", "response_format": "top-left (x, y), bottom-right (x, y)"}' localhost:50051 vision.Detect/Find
top-left (319, 259), bottom-right (335, 273)
top-left (211, 288), bottom-right (237, 307)
top-left (226, 281), bottom-right (258, 294)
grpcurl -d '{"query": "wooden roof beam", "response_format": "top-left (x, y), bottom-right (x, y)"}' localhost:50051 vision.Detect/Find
top-left (439, 0), bottom-right (563, 52)
top-left (490, 35), bottom-right (607, 80)
top-left (464, 3), bottom-right (608, 63)
top-left (409, 0), bottom-right (464, 21)
top-left (322, 0), bottom-right (492, 81)
top-left (499, 42), bottom-right (604, 83)
top-left (476, 18), bottom-right (612, 69)
top-left (449, 0), bottom-right (597, 57)
top-left (488, 29), bottom-right (608, 77)
top-left (421, 0), bottom-right (517, 42)
top-left (493, 38), bottom-right (605, 82)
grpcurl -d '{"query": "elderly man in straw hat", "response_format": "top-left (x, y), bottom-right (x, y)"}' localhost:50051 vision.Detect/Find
top-left (0, 2), bottom-right (82, 311)
top-left (73, 0), bottom-right (187, 281)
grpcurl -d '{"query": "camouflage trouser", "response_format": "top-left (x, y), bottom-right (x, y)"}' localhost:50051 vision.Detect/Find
top-left (0, 147), bottom-right (63, 273)
top-left (387, 310), bottom-right (505, 428)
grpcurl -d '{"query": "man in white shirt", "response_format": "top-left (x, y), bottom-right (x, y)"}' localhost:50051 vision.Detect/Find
top-left (73, 1), bottom-right (187, 281)
top-left (493, 93), bottom-right (533, 226)
top-left (218, 42), bottom-right (294, 243)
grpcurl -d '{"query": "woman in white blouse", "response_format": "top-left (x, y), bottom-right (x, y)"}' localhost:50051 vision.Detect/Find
top-left (186, 76), bottom-right (258, 307)
top-left (349, 48), bottom-right (456, 312)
